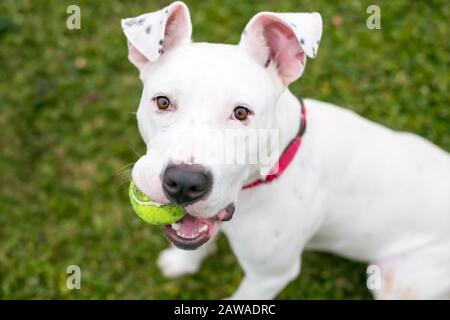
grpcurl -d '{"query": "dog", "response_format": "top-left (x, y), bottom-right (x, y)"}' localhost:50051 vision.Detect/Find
top-left (122, 1), bottom-right (450, 299)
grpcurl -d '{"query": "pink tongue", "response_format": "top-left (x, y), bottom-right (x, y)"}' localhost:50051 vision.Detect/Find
top-left (178, 215), bottom-right (208, 236)
top-left (216, 209), bottom-right (229, 221)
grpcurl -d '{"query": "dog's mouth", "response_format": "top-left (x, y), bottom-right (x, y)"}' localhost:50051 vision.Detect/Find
top-left (163, 203), bottom-right (235, 250)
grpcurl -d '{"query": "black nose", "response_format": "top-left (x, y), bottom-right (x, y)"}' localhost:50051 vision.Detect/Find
top-left (162, 164), bottom-right (212, 204)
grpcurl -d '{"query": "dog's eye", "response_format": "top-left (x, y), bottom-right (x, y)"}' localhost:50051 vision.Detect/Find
top-left (155, 96), bottom-right (171, 110)
top-left (233, 106), bottom-right (250, 121)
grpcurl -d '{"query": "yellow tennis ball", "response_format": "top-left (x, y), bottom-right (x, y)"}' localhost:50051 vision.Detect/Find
top-left (129, 181), bottom-right (185, 225)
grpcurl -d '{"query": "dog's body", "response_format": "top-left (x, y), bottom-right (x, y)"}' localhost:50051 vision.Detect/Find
top-left (222, 96), bottom-right (450, 299)
top-left (123, 2), bottom-right (450, 299)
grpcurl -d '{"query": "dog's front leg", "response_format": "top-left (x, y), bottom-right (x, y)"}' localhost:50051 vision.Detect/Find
top-left (228, 257), bottom-right (301, 300)
top-left (224, 217), bottom-right (304, 300)
top-left (222, 196), bottom-right (314, 299)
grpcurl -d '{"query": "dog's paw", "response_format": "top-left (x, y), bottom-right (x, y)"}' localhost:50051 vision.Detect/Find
top-left (157, 247), bottom-right (200, 278)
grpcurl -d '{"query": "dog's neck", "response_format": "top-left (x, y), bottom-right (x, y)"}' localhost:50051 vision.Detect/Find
top-left (243, 89), bottom-right (303, 186)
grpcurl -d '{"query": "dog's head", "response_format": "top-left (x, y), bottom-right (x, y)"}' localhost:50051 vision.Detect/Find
top-left (122, 1), bottom-right (322, 249)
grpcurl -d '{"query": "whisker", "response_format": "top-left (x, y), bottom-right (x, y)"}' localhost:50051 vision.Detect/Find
top-left (129, 145), bottom-right (143, 158)
top-left (113, 162), bottom-right (135, 176)
top-left (115, 168), bottom-right (133, 190)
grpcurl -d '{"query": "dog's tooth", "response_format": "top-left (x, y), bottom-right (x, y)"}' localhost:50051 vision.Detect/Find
top-left (175, 229), bottom-right (201, 239)
top-left (171, 222), bottom-right (181, 230)
top-left (199, 225), bottom-right (208, 233)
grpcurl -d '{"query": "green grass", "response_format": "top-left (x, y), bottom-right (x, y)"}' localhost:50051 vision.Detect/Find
top-left (0, 0), bottom-right (448, 299)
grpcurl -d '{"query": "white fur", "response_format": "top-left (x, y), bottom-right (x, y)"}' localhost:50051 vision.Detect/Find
top-left (123, 2), bottom-right (450, 299)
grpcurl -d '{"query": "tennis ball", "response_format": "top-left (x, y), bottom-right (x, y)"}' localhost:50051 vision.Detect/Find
top-left (129, 181), bottom-right (185, 225)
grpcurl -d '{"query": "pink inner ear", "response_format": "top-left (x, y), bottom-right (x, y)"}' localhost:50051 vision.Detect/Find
top-left (262, 21), bottom-right (305, 85)
top-left (164, 5), bottom-right (189, 50)
top-left (128, 41), bottom-right (149, 66)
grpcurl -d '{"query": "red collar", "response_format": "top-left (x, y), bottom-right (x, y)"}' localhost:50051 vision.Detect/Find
top-left (242, 100), bottom-right (307, 190)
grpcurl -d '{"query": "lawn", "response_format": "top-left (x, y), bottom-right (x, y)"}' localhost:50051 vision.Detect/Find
top-left (0, 0), bottom-right (448, 299)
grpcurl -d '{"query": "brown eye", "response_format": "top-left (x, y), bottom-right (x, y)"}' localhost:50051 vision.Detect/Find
top-left (156, 96), bottom-right (171, 110)
top-left (233, 106), bottom-right (250, 121)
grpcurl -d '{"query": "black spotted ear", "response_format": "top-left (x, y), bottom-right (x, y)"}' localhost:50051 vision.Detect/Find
top-left (121, 1), bottom-right (192, 71)
top-left (239, 12), bottom-right (322, 86)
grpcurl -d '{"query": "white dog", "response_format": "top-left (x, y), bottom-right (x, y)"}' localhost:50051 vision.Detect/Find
top-left (122, 2), bottom-right (450, 299)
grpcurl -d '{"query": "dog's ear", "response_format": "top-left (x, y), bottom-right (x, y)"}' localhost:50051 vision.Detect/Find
top-left (239, 12), bottom-right (322, 86)
top-left (121, 1), bottom-right (192, 71)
